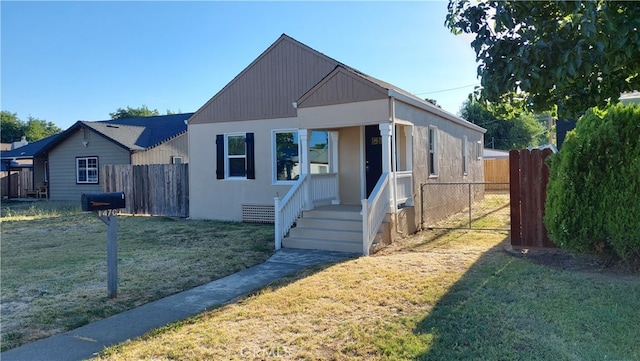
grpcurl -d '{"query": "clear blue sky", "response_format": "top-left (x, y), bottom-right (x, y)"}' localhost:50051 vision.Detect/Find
top-left (1, 1), bottom-right (479, 130)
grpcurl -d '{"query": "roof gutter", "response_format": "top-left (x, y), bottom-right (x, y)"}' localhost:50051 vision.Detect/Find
top-left (387, 89), bottom-right (486, 133)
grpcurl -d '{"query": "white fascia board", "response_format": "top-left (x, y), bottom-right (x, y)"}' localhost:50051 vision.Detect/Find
top-left (388, 89), bottom-right (487, 134)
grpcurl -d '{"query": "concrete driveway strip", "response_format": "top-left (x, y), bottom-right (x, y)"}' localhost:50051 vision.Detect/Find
top-left (1, 249), bottom-right (356, 361)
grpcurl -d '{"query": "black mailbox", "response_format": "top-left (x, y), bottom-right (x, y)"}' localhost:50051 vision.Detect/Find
top-left (81, 192), bottom-right (126, 211)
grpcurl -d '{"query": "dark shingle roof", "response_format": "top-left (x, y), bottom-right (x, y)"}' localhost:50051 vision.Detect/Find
top-left (83, 113), bottom-right (193, 151)
top-left (1, 113), bottom-right (194, 159)
top-left (0, 133), bottom-right (63, 159)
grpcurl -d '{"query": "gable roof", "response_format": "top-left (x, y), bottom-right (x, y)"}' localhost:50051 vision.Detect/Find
top-left (45, 113), bottom-right (193, 153)
top-left (299, 65), bottom-right (486, 133)
top-left (189, 34), bottom-right (484, 133)
top-left (81, 113), bottom-right (193, 151)
top-left (190, 34), bottom-right (341, 124)
top-left (0, 133), bottom-right (63, 160)
top-left (296, 66), bottom-right (389, 108)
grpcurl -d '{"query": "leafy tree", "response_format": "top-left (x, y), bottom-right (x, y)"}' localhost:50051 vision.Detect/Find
top-left (24, 116), bottom-right (62, 142)
top-left (446, 1), bottom-right (640, 117)
top-left (109, 105), bottom-right (160, 119)
top-left (460, 96), bottom-right (546, 149)
top-left (1, 111), bottom-right (24, 143)
top-left (1, 111), bottom-right (62, 143)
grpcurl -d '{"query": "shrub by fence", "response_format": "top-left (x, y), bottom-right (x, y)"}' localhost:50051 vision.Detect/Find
top-left (545, 105), bottom-right (640, 260)
top-left (102, 164), bottom-right (189, 217)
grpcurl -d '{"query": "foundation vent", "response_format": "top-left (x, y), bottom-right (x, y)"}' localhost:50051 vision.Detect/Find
top-left (242, 204), bottom-right (275, 224)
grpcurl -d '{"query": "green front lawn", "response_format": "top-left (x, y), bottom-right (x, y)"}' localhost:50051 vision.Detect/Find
top-left (1, 201), bottom-right (274, 351)
top-left (95, 226), bottom-right (640, 360)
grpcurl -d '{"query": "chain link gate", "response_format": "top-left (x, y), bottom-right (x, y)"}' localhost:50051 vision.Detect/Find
top-left (420, 182), bottom-right (510, 230)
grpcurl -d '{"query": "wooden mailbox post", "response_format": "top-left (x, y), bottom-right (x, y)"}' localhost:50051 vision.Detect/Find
top-left (81, 192), bottom-right (126, 298)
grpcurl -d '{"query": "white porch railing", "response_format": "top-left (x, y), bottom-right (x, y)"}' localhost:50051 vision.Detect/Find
top-left (310, 173), bottom-right (339, 205)
top-left (395, 171), bottom-right (413, 206)
top-left (361, 172), bottom-right (390, 256)
top-left (274, 174), bottom-right (309, 250)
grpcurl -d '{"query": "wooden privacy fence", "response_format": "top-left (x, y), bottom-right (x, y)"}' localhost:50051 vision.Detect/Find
top-left (102, 164), bottom-right (189, 217)
top-left (484, 158), bottom-right (510, 190)
top-left (1, 169), bottom-right (33, 198)
top-left (509, 148), bottom-right (556, 248)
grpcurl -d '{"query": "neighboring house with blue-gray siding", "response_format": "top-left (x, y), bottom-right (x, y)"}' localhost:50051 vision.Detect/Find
top-left (1, 134), bottom-right (62, 198)
top-left (42, 113), bottom-right (192, 201)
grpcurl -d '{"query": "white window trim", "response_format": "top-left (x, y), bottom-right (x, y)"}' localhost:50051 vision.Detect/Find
top-left (428, 126), bottom-right (439, 178)
top-left (463, 135), bottom-right (468, 176)
top-left (476, 140), bottom-right (483, 160)
top-left (225, 133), bottom-right (247, 179)
top-left (272, 129), bottom-right (300, 184)
top-left (76, 156), bottom-right (98, 184)
top-left (171, 156), bottom-right (183, 164)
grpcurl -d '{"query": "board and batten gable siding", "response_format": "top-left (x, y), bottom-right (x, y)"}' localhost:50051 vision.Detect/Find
top-left (189, 117), bottom-right (301, 221)
top-left (48, 128), bottom-right (130, 201)
top-left (131, 132), bottom-right (188, 165)
top-left (297, 67), bottom-right (388, 108)
top-left (189, 35), bottom-right (339, 125)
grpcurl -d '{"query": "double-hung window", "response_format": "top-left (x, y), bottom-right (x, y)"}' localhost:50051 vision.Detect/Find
top-left (227, 134), bottom-right (247, 178)
top-left (77, 156), bottom-right (98, 184)
top-left (216, 133), bottom-right (255, 180)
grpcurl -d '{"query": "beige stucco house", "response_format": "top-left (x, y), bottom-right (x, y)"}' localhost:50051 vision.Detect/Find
top-left (188, 34), bottom-right (485, 254)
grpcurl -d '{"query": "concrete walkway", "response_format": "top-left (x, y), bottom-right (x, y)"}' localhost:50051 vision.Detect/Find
top-left (1, 249), bottom-right (356, 361)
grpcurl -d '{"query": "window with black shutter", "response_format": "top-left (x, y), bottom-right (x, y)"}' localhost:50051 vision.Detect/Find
top-left (216, 133), bottom-right (255, 180)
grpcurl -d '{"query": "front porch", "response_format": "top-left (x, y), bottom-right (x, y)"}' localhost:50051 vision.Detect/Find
top-left (274, 123), bottom-right (414, 255)
top-left (282, 205), bottom-right (371, 254)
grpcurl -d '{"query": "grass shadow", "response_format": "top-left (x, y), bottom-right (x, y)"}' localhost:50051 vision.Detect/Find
top-left (412, 238), bottom-right (640, 360)
top-left (97, 252), bottom-right (358, 357)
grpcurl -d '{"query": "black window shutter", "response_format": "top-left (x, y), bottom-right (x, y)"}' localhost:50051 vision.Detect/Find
top-left (216, 134), bottom-right (224, 179)
top-left (246, 132), bottom-right (255, 179)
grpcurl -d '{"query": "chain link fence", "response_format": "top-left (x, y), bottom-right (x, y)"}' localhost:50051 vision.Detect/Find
top-left (420, 183), bottom-right (510, 230)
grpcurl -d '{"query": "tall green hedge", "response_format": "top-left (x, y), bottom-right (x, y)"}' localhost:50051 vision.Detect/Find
top-left (545, 104), bottom-right (640, 260)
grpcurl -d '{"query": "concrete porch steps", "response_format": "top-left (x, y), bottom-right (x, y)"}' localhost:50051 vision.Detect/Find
top-left (283, 237), bottom-right (362, 254)
top-left (282, 205), bottom-right (388, 254)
